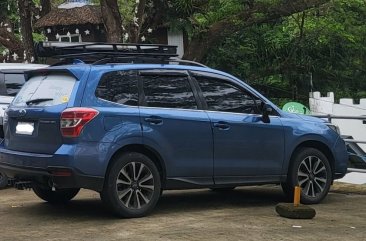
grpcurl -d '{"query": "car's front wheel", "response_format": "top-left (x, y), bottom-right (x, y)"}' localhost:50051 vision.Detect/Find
top-left (101, 152), bottom-right (161, 218)
top-left (32, 184), bottom-right (80, 203)
top-left (283, 147), bottom-right (332, 204)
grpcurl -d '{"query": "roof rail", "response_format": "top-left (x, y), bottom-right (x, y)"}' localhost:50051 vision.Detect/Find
top-left (91, 56), bottom-right (208, 68)
top-left (35, 41), bottom-right (208, 68)
top-left (168, 58), bottom-right (208, 68)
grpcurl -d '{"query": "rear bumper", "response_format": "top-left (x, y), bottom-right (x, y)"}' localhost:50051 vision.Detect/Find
top-left (0, 145), bottom-right (104, 191)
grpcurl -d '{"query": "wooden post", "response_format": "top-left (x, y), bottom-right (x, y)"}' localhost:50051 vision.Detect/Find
top-left (294, 186), bottom-right (301, 207)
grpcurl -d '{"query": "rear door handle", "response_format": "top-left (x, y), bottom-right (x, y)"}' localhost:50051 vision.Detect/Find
top-left (144, 116), bottom-right (163, 125)
top-left (213, 121), bottom-right (230, 130)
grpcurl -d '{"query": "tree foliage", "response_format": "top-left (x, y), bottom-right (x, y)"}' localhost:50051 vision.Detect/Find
top-left (204, 0), bottom-right (366, 104)
top-left (0, 0), bottom-right (364, 103)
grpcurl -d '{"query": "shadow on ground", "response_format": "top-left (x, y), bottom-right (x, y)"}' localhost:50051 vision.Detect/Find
top-left (157, 186), bottom-right (287, 214)
top-left (9, 186), bottom-right (290, 220)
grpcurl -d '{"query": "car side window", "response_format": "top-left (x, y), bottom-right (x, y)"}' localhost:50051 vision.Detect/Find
top-left (95, 71), bottom-right (138, 106)
top-left (195, 75), bottom-right (260, 114)
top-left (141, 74), bottom-right (198, 110)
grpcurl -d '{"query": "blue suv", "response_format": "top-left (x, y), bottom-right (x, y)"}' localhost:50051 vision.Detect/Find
top-left (0, 43), bottom-right (348, 218)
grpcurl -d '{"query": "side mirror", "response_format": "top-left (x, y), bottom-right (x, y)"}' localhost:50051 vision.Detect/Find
top-left (262, 103), bottom-right (272, 123)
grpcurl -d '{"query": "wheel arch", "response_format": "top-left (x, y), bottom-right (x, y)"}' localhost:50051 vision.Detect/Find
top-left (289, 140), bottom-right (335, 179)
top-left (104, 144), bottom-right (167, 187)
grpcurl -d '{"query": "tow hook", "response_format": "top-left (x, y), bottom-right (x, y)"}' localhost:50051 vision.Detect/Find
top-left (14, 181), bottom-right (33, 190)
top-left (48, 179), bottom-right (56, 191)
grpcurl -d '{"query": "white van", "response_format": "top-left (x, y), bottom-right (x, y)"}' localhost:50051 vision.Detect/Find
top-left (0, 63), bottom-right (48, 189)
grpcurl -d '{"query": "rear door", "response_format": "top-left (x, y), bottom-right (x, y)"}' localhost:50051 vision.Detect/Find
top-left (138, 70), bottom-right (213, 184)
top-left (4, 73), bottom-right (77, 154)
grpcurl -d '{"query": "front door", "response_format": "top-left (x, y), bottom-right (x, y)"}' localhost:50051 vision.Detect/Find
top-left (192, 72), bottom-right (284, 185)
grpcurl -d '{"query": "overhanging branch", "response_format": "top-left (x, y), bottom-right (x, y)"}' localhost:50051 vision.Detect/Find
top-left (184, 0), bottom-right (330, 61)
top-left (0, 27), bottom-right (24, 54)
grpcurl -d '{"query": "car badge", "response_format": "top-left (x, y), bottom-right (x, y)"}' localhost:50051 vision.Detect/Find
top-left (19, 109), bottom-right (27, 116)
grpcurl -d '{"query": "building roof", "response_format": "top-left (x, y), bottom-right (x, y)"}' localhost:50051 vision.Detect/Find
top-left (34, 5), bottom-right (102, 29)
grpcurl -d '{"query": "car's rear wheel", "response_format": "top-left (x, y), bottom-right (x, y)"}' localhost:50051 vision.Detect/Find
top-left (101, 152), bottom-right (161, 218)
top-left (0, 171), bottom-right (8, 189)
top-left (282, 147), bottom-right (332, 204)
top-left (32, 184), bottom-right (80, 203)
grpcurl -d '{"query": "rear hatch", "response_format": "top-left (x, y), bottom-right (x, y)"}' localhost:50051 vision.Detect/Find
top-left (4, 73), bottom-right (77, 154)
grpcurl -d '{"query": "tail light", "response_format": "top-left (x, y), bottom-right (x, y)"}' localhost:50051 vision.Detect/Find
top-left (60, 107), bottom-right (99, 137)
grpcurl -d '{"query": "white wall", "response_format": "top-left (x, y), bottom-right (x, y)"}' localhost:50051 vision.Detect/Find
top-left (167, 30), bottom-right (184, 58)
top-left (309, 91), bottom-right (366, 151)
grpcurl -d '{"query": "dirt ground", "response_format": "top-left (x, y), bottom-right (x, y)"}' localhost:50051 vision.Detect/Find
top-left (0, 183), bottom-right (365, 241)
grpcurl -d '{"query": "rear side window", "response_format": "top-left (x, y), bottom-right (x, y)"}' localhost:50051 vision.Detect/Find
top-left (195, 75), bottom-right (260, 114)
top-left (4, 73), bottom-right (25, 96)
top-left (95, 71), bottom-right (138, 106)
top-left (141, 74), bottom-right (197, 110)
top-left (12, 74), bottom-right (76, 107)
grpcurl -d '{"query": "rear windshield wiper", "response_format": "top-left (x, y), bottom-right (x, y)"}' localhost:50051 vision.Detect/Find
top-left (26, 98), bottom-right (54, 106)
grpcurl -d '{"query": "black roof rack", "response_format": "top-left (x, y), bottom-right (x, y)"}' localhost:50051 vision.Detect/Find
top-left (34, 42), bottom-right (207, 68)
top-left (35, 42), bottom-right (178, 58)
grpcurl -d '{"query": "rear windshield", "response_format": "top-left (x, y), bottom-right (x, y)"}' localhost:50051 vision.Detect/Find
top-left (12, 74), bottom-right (76, 107)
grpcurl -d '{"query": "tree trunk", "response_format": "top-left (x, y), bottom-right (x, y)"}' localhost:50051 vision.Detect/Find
top-left (40, 0), bottom-right (51, 17)
top-left (18, 0), bottom-right (34, 62)
top-left (100, 0), bottom-right (122, 43)
top-left (129, 0), bottom-right (147, 43)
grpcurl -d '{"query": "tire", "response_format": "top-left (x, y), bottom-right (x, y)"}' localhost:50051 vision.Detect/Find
top-left (210, 187), bottom-right (236, 192)
top-left (282, 147), bottom-right (332, 204)
top-left (0, 171), bottom-right (8, 189)
top-left (100, 152), bottom-right (161, 218)
top-left (32, 184), bottom-right (80, 204)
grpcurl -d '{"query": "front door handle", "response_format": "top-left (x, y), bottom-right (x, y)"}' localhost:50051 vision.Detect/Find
top-left (213, 121), bottom-right (230, 130)
top-left (144, 116), bottom-right (163, 125)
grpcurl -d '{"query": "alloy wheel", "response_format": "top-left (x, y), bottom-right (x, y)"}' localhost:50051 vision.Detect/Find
top-left (297, 156), bottom-right (328, 198)
top-left (116, 162), bottom-right (155, 209)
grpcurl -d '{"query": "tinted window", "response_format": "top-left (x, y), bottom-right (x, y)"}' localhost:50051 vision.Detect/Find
top-left (142, 74), bottom-right (197, 109)
top-left (196, 75), bottom-right (259, 114)
top-left (96, 71), bottom-right (138, 106)
top-left (12, 74), bottom-right (76, 107)
top-left (4, 73), bottom-right (25, 96)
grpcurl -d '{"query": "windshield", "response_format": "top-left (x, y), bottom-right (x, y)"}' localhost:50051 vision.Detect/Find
top-left (12, 74), bottom-right (76, 107)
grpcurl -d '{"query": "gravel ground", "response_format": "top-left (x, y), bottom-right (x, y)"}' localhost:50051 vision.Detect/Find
top-left (0, 183), bottom-right (365, 241)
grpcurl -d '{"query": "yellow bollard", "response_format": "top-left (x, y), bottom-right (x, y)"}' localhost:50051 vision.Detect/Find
top-left (294, 186), bottom-right (301, 207)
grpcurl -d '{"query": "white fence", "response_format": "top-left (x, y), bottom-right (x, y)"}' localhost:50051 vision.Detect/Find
top-left (309, 91), bottom-right (366, 151)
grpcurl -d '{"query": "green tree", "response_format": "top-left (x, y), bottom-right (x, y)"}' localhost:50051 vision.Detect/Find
top-left (205, 0), bottom-right (366, 104)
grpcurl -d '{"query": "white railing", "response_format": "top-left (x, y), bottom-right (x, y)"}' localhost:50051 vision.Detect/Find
top-left (312, 114), bottom-right (366, 173)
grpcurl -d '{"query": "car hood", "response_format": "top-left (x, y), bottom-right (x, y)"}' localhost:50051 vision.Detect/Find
top-left (280, 111), bottom-right (327, 123)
